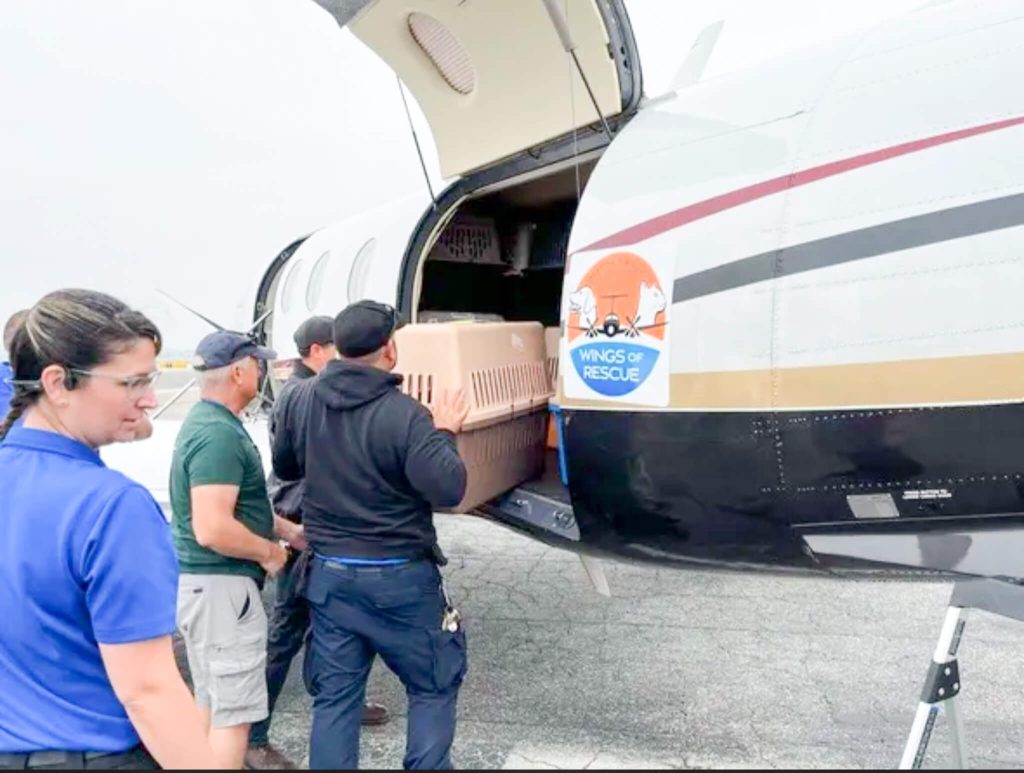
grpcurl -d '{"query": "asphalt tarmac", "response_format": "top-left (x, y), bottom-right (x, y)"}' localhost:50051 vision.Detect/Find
top-left (239, 516), bottom-right (1024, 770)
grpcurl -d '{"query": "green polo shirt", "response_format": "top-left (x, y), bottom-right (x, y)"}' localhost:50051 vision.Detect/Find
top-left (170, 399), bottom-right (274, 582)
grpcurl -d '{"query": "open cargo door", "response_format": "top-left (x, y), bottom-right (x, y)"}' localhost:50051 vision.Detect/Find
top-left (308, 0), bottom-right (641, 179)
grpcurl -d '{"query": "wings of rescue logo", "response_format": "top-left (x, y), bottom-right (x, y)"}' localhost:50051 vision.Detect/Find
top-left (564, 251), bottom-right (671, 404)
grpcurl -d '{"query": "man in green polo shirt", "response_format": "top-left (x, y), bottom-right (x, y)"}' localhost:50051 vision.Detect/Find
top-left (170, 331), bottom-right (302, 770)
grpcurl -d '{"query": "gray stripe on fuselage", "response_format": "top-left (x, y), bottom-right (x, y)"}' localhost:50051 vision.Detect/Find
top-left (672, 192), bottom-right (1024, 304)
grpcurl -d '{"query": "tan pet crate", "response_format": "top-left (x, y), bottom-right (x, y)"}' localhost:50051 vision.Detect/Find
top-left (544, 326), bottom-right (561, 449)
top-left (394, 321), bottom-right (553, 512)
top-left (544, 326), bottom-right (560, 392)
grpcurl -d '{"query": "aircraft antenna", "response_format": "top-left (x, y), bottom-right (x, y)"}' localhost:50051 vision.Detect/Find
top-left (396, 75), bottom-right (438, 210)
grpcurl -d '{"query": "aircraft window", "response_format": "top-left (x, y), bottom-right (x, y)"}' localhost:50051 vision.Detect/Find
top-left (348, 238), bottom-right (377, 303)
top-left (407, 13), bottom-right (476, 95)
top-left (280, 256), bottom-right (304, 314)
top-left (306, 250), bottom-right (330, 310)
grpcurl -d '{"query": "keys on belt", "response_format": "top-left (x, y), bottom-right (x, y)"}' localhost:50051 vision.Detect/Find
top-left (441, 606), bottom-right (462, 633)
top-left (439, 576), bottom-right (462, 633)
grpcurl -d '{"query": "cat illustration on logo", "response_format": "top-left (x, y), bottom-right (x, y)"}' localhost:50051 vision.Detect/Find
top-left (626, 281), bottom-right (666, 337)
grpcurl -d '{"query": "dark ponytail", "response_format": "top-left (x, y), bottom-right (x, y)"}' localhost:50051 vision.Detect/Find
top-left (0, 389), bottom-right (33, 441)
top-left (0, 289), bottom-right (161, 442)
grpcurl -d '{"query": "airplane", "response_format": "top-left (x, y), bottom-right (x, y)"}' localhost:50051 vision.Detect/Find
top-left (112, 0), bottom-right (1024, 590)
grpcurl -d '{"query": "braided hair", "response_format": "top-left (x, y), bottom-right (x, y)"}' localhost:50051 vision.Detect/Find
top-left (0, 290), bottom-right (161, 441)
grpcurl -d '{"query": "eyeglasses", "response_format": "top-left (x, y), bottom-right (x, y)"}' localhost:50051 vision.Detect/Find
top-left (68, 368), bottom-right (162, 397)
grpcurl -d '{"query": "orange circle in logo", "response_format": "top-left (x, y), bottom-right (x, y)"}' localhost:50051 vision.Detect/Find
top-left (567, 252), bottom-right (667, 342)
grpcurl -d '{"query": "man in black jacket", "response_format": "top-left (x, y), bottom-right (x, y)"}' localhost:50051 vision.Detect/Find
top-left (272, 300), bottom-right (470, 771)
top-left (247, 316), bottom-right (390, 770)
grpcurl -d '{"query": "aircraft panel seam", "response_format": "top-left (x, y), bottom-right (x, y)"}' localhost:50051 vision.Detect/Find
top-left (848, 5), bottom-right (1024, 62)
top-left (768, 40), bottom-right (856, 491)
top-left (559, 398), bottom-right (1024, 414)
top-left (591, 110), bottom-right (806, 169)
top-left (783, 320), bottom-right (1024, 357)
top-left (780, 250), bottom-right (1024, 293)
top-left (833, 34), bottom-right (1024, 96)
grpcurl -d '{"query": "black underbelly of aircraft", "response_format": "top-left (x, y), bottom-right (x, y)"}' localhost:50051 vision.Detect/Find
top-left (476, 404), bottom-right (1024, 581)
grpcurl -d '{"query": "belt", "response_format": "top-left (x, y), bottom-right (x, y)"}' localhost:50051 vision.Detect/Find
top-left (0, 747), bottom-right (155, 770)
top-left (312, 543), bottom-right (448, 568)
top-left (316, 553), bottom-right (412, 567)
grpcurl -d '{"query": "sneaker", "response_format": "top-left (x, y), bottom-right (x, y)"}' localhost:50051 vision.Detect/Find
top-left (244, 743), bottom-right (298, 770)
top-left (362, 702), bottom-right (390, 726)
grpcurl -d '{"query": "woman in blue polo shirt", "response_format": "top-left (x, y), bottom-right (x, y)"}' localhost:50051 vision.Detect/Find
top-left (0, 290), bottom-right (228, 770)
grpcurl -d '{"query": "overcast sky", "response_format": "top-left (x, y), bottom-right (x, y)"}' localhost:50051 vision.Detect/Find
top-left (1, 0), bottom-right (924, 355)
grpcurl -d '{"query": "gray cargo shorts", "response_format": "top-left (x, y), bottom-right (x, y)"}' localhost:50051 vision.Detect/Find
top-left (176, 574), bottom-right (268, 728)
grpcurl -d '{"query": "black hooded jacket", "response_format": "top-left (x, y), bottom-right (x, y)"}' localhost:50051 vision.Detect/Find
top-left (271, 359), bottom-right (468, 559)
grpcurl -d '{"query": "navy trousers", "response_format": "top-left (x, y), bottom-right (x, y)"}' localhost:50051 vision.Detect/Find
top-left (303, 558), bottom-right (468, 770)
top-left (250, 550), bottom-right (309, 746)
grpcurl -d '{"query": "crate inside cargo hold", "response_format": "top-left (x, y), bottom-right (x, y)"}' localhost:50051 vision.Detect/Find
top-left (544, 326), bottom-right (559, 393)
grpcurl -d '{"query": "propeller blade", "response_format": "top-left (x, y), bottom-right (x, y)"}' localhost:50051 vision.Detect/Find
top-left (156, 289), bottom-right (226, 332)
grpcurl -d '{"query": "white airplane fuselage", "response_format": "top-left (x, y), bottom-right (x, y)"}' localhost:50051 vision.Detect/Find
top-left (257, 0), bottom-right (1024, 580)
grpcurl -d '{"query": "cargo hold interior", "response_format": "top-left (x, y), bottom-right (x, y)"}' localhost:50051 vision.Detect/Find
top-left (406, 158), bottom-right (602, 511)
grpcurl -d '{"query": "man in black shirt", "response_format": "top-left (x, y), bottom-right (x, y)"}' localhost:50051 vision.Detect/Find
top-left (247, 316), bottom-right (390, 771)
top-left (272, 301), bottom-right (470, 770)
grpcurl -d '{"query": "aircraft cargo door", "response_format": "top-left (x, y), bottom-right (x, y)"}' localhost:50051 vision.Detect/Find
top-left (309, 0), bottom-right (641, 180)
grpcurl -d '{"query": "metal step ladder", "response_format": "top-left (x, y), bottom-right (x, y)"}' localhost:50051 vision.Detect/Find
top-left (900, 578), bottom-right (1024, 768)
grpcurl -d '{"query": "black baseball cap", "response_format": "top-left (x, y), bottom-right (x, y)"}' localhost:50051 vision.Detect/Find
top-left (192, 330), bottom-right (277, 371)
top-left (293, 316), bottom-right (335, 353)
top-left (333, 300), bottom-right (406, 358)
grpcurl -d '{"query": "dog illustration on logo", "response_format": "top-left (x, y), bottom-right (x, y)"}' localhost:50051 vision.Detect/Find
top-left (569, 286), bottom-right (599, 338)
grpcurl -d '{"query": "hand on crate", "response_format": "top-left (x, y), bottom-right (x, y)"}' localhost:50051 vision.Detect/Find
top-left (431, 388), bottom-right (470, 435)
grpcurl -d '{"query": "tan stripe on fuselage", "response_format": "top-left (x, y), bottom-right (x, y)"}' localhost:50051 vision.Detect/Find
top-left (556, 351), bottom-right (1024, 411)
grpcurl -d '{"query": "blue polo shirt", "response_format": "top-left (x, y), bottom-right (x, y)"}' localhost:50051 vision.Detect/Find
top-left (0, 426), bottom-right (179, 753)
top-left (0, 361), bottom-right (12, 415)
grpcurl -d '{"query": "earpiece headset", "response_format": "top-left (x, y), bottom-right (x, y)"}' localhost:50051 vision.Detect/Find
top-left (62, 368), bottom-right (80, 391)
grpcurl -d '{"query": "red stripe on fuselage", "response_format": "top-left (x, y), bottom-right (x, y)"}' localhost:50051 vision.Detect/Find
top-left (578, 116), bottom-right (1024, 253)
